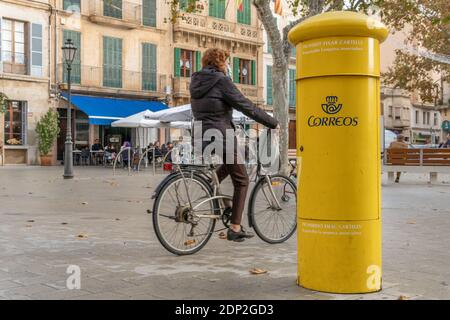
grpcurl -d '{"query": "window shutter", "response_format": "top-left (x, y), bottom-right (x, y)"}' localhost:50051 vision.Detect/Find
top-left (266, 65), bottom-right (272, 105)
top-left (103, 36), bottom-right (122, 88)
top-left (143, 0), bottom-right (156, 27)
top-left (219, 0), bottom-right (226, 19)
top-left (209, 0), bottom-right (225, 19)
top-left (289, 69), bottom-right (296, 107)
top-left (63, 30), bottom-right (81, 84)
top-left (174, 48), bottom-right (181, 77)
top-left (233, 57), bottom-right (239, 83)
top-left (142, 43), bottom-right (157, 91)
top-left (195, 51), bottom-right (201, 72)
top-left (251, 60), bottom-right (256, 85)
top-left (209, 0), bottom-right (215, 17)
top-left (245, 0), bottom-right (251, 25)
top-left (30, 23), bottom-right (43, 77)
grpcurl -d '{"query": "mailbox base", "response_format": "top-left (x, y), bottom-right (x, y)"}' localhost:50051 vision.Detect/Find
top-left (297, 218), bottom-right (382, 294)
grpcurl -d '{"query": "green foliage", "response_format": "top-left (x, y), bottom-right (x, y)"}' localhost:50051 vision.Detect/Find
top-left (379, 0), bottom-right (450, 103)
top-left (0, 93), bottom-right (8, 114)
top-left (36, 109), bottom-right (60, 156)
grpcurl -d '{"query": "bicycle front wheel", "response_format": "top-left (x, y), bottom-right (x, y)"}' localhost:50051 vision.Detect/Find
top-left (249, 174), bottom-right (297, 244)
top-left (152, 173), bottom-right (217, 255)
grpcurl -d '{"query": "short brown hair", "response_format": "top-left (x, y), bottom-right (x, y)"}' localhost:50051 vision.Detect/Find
top-left (201, 48), bottom-right (229, 73)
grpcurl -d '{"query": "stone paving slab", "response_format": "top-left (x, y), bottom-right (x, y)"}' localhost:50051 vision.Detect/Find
top-left (1, 167), bottom-right (450, 300)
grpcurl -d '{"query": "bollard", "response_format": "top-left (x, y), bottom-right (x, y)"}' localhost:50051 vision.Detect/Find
top-left (288, 11), bottom-right (388, 293)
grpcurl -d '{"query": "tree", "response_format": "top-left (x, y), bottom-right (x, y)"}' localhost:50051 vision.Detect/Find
top-left (167, 0), bottom-right (377, 173)
top-left (379, 0), bottom-right (450, 104)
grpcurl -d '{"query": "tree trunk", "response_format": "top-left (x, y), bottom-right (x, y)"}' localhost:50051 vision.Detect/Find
top-left (253, 0), bottom-right (291, 175)
top-left (253, 0), bottom-right (327, 175)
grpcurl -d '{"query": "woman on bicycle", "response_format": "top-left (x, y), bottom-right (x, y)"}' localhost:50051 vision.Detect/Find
top-left (190, 48), bottom-right (279, 242)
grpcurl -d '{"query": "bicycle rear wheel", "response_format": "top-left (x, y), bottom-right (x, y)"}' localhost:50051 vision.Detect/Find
top-left (249, 174), bottom-right (297, 244)
top-left (152, 173), bottom-right (217, 255)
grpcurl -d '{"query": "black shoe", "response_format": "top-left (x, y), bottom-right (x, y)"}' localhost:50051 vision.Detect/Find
top-left (227, 226), bottom-right (254, 242)
top-left (395, 178), bottom-right (399, 183)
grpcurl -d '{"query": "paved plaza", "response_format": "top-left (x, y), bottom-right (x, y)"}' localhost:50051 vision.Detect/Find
top-left (0, 166), bottom-right (449, 300)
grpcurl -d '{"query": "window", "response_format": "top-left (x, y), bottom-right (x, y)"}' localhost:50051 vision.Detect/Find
top-left (3, 101), bottom-right (27, 145)
top-left (415, 110), bottom-right (419, 124)
top-left (103, 36), bottom-right (122, 88)
top-left (62, 30), bottom-right (81, 84)
top-left (104, 0), bottom-right (122, 19)
top-left (174, 48), bottom-right (200, 78)
top-left (423, 112), bottom-right (426, 124)
top-left (388, 106), bottom-right (393, 118)
top-left (143, 0), bottom-right (156, 27)
top-left (291, 46), bottom-right (296, 58)
top-left (289, 69), bottom-right (296, 107)
top-left (434, 113), bottom-right (438, 126)
top-left (75, 111), bottom-right (89, 149)
top-left (266, 65), bottom-right (272, 105)
top-left (1, 19), bottom-right (26, 75)
top-left (179, 0), bottom-right (196, 12)
top-left (395, 107), bottom-right (401, 120)
top-left (233, 57), bottom-right (256, 85)
top-left (267, 41), bottom-right (272, 54)
top-left (142, 43), bottom-right (157, 91)
top-left (237, 0), bottom-right (251, 25)
top-left (427, 112), bottom-right (430, 125)
top-left (63, 0), bottom-right (81, 12)
top-left (209, 0), bottom-right (226, 19)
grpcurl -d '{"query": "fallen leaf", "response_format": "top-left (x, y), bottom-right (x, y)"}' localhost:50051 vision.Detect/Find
top-left (115, 218), bottom-right (120, 221)
top-left (27, 220), bottom-right (35, 223)
top-left (406, 220), bottom-right (416, 224)
top-left (61, 222), bottom-right (68, 225)
top-left (249, 268), bottom-right (268, 275)
top-left (81, 202), bottom-right (88, 205)
top-left (184, 239), bottom-right (196, 246)
top-left (219, 232), bottom-right (227, 240)
top-left (77, 234), bottom-right (88, 239)
top-left (398, 295), bottom-right (408, 300)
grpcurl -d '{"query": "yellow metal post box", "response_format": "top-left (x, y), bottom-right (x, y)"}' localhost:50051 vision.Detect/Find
top-left (288, 11), bottom-right (389, 293)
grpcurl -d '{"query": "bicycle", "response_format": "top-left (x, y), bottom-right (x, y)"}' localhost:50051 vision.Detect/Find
top-left (150, 128), bottom-right (297, 255)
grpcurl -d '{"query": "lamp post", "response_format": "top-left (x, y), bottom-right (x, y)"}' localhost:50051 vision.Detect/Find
top-left (62, 39), bottom-right (77, 179)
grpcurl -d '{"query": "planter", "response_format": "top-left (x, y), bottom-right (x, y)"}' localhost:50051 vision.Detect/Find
top-left (40, 154), bottom-right (53, 166)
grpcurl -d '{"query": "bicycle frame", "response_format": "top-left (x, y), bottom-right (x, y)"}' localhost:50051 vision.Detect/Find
top-left (168, 123), bottom-right (283, 222)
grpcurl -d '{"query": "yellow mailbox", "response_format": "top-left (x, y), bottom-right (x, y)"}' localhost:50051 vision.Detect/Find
top-left (288, 11), bottom-right (389, 293)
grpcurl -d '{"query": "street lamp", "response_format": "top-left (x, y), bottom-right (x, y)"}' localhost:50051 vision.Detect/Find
top-left (62, 39), bottom-right (77, 179)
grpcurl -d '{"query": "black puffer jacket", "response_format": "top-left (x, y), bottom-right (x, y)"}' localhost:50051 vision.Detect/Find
top-left (190, 66), bottom-right (279, 133)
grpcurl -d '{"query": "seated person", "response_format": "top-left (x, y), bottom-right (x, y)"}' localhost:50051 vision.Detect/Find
top-left (148, 141), bottom-right (162, 164)
top-left (91, 139), bottom-right (104, 151)
top-left (91, 139), bottom-right (104, 164)
top-left (165, 142), bottom-right (174, 163)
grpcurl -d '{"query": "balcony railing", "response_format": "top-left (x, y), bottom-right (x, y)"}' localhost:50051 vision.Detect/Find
top-left (58, 64), bottom-right (166, 95)
top-left (88, 0), bottom-right (142, 29)
top-left (173, 76), bottom-right (262, 102)
top-left (174, 13), bottom-right (261, 43)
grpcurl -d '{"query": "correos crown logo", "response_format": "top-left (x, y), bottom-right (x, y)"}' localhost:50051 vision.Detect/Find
top-left (307, 95), bottom-right (359, 127)
top-left (322, 96), bottom-right (342, 114)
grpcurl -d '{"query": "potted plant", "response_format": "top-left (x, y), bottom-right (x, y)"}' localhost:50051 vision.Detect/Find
top-left (36, 109), bottom-right (60, 166)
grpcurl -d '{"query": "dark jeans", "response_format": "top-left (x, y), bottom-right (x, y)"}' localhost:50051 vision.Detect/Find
top-left (216, 163), bottom-right (249, 225)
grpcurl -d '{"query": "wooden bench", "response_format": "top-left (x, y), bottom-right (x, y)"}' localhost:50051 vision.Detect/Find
top-left (383, 148), bottom-right (450, 183)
